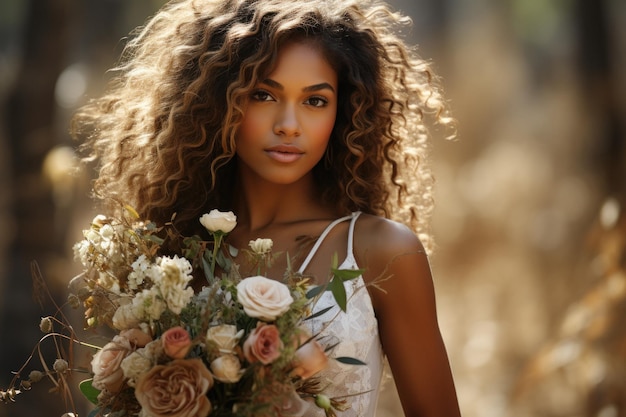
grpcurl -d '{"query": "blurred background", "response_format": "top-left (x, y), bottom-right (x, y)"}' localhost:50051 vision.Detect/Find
top-left (0, 0), bottom-right (624, 416)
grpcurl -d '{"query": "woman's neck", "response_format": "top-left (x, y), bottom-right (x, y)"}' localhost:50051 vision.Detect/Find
top-left (232, 172), bottom-right (336, 233)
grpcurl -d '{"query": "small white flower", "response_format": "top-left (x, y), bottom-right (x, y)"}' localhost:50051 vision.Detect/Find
top-left (199, 209), bottom-right (237, 234)
top-left (249, 238), bottom-right (273, 255)
top-left (91, 214), bottom-right (107, 227)
top-left (133, 288), bottom-right (167, 321)
top-left (99, 224), bottom-right (115, 240)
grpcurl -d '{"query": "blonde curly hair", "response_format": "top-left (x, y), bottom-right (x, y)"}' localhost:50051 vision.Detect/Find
top-left (72, 0), bottom-right (454, 252)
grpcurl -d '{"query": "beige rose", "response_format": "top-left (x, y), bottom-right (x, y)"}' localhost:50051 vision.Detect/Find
top-left (243, 323), bottom-right (283, 365)
top-left (236, 276), bottom-right (293, 321)
top-left (199, 210), bottom-right (237, 234)
top-left (161, 326), bottom-right (192, 359)
top-left (120, 328), bottom-right (152, 348)
top-left (91, 335), bottom-right (133, 392)
top-left (206, 324), bottom-right (244, 354)
top-left (136, 358), bottom-right (213, 417)
top-left (210, 354), bottom-right (243, 383)
top-left (292, 333), bottom-right (329, 380)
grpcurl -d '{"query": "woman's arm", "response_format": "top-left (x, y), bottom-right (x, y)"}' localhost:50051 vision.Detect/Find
top-left (358, 217), bottom-right (461, 417)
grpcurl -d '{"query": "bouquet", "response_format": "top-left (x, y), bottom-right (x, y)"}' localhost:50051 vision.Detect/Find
top-left (1, 207), bottom-right (365, 417)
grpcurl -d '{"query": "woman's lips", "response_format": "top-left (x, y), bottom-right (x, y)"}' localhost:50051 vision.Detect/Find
top-left (265, 145), bottom-right (304, 163)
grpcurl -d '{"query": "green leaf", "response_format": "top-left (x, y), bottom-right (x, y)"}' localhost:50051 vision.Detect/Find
top-left (335, 356), bottom-right (367, 366)
top-left (306, 284), bottom-right (326, 299)
top-left (228, 244), bottom-right (239, 257)
top-left (202, 257), bottom-right (214, 283)
top-left (79, 378), bottom-right (101, 405)
top-left (304, 306), bottom-right (333, 320)
top-left (124, 204), bottom-right (140, 219)
top-left (329, 276), bottom-right (347, 312)
top-left (146, 234), bottom-right (164, 245)
top-left (331, 268), bottom-right (364, 281)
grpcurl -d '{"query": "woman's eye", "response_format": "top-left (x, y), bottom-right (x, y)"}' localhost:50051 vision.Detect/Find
top-left (305, 96), bottom-right (328, 107)
top-left (251, 90), bottom-right (273, 102)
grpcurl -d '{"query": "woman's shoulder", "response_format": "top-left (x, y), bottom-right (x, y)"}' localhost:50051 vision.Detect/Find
top-left (354, 213), bottom-right (425, 251)
top-left (353, 213), bottom-right (427, 276)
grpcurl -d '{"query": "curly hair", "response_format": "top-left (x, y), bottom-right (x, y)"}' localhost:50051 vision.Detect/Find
top-left (72, 0), bottom-right (454, 252)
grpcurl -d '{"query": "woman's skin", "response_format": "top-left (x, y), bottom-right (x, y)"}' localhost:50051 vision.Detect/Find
top-left (226, 40), bottom-right (461, 417)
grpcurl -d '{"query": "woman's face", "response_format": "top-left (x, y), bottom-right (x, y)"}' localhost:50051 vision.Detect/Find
top-left (235, 41), bottom-right (338, 187)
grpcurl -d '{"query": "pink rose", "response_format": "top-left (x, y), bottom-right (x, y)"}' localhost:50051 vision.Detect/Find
top-left (91, 335), bottom-right (133, 392)
top-left (162, 326), bottom-right (192, 359)
top-left (136, 358), bottom-right (213, 417)
top-left (120, 328), bottom-right (152, 348)
top-left (292, 333), bottom-right (328, 380)
top-left (243, 323), bottom-right (283, 365)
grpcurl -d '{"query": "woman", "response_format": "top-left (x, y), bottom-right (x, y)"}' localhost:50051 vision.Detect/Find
top-left (73, 0), bottom-right (461, 415)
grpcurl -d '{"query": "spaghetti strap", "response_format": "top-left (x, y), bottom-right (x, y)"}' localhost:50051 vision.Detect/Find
top-left (298, 212), bottom-right (361, 274)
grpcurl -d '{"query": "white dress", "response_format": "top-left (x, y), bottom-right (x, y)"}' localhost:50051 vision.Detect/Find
top-left (297, 212), bottom-right (384, 417)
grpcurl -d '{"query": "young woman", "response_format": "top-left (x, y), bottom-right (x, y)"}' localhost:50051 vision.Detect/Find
top-left (72, 0), bottom-right (461, 415)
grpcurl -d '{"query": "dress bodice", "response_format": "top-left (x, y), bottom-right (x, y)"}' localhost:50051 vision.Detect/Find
top-left (297, 212), bottom-right (383, 417)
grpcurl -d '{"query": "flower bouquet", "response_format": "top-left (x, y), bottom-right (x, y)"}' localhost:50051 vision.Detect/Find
top-left (2, 207), bottom-right (365, 417)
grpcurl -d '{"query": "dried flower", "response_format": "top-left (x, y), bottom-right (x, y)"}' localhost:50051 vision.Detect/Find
top-left (28, 370), bottom-right (43, 383)
top-left (39, 317), bottom-right (52, 333)
top-left (53, 359), bottom-right (69, 374)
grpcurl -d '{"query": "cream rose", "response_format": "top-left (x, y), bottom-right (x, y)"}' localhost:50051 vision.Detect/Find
top-left (135, 358), bottom-right (213, 417)
top-left (210, 354), bottom-right (244, 383)
top-left (161, 326), bottom-right (192, 359)
top-left (236, 276), bottom-right (293, 321)
top-left (243, 323), bottom-right (283, 365)
top-left (249, 238), bottom-right (273, 255)
top-left (91, 335), bottom-right (133, 392)
top-left (206, 324), bottom-right (244, 354)
top-left (199, 210), bottom-right (237, 234)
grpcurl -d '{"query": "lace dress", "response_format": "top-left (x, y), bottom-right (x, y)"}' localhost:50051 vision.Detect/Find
top-left (297, 212), bottom-right (384, 417)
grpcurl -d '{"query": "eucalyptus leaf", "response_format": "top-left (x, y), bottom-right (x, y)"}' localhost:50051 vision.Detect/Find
top-left (228, 244), bottom-right (239, 257)
top-left (332, 268), bottom-right (364, 281)
top-left (79, 378), bottom-right (100, 405)
top-left (304, 305), bottom-right (333, 320)
top-left (306, 284), bottom-right (326, 299)
top-left (335, 356), bottom-right (367, 366)
top-left (330, 276), bottom-right (347, 312)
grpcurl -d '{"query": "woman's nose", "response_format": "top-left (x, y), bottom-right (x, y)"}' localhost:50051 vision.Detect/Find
top-left (273, 103), bottom-right (300, 137)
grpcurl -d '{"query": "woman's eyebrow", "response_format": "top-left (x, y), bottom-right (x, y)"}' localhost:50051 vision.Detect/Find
top-left (261, 78), bottom-right (336, 93)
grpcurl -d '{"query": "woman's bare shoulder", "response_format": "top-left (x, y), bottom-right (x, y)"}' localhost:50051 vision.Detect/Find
top-left (354, 213), bottom-right (425, 256)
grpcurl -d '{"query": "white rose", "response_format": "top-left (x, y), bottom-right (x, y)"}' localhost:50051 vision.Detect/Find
top-left (199, 210), bottom-right (237, 234)
top-left (120, 350), bottom-right (152, 387)
top-left (249, 238), bottom-right (273, 255)
top-left (206, 325), bottom-right (244, 354)
top-left (236, 276), bottom-right (294, 321)
top-left (210, 354), bottom-right (244, 383)
top-left (112, 301), bottom-right (142, 330)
